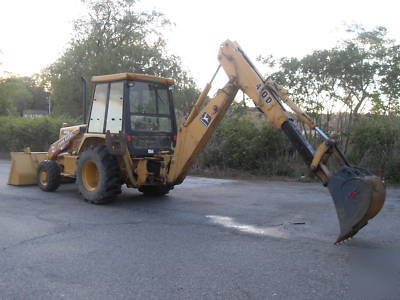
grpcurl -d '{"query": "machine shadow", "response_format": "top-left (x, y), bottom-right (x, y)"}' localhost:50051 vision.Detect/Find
top-left (113, 191), bottom-right (173, 207)
top-left (56, 183), bottom-right (173, 208)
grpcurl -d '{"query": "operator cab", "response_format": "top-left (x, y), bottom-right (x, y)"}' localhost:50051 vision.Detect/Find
top-left (88, 73), bottom-right (177, 156)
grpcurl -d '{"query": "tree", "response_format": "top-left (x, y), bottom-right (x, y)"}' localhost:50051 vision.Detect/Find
top-left (260, 51), bottom-right (335, 123)
top-left (44, 0), bottom-right (198, 118)
top-left (258, 25), bottom-right (399, 151)
top-left (0, 76), bottom-right (48, 116)
top-left (262, 26), bottom-right (394, 115)
top-left (373, 44), bottom-right (400, 115)
top-left (173, 75), bottom-right (200, 125)
top-left (328, 26), bottom-right (392, 116)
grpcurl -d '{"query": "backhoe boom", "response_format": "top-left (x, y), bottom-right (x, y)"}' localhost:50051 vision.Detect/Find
top-left (168, 40), bottom-right (386, 243)
top-left (167, 79), bottom-right (238, 184)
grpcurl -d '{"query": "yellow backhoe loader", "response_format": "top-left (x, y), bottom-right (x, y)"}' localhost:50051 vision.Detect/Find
top-left (8, 40), bottom-right (385, 243)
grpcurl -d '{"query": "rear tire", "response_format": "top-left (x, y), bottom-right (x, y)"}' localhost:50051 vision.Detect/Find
top-left (77, 145), bottom-right (122, 204)
top-left (138, 185), bottom-right (171, 196)
top-left (37, 160), bottom-right (61, 192)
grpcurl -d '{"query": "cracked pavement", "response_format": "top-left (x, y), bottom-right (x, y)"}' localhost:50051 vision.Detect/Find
top-left (0, 160), bottom-right (400, 299)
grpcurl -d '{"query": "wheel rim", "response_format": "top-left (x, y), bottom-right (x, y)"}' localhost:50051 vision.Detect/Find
top-left (39, 169), bottom-right (48, 186)
top-left (82, 160), bottom-right (99, 191)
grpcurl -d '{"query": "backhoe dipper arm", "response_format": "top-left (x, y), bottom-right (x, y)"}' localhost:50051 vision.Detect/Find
top-left (168, 40), bottom-right (385, 243)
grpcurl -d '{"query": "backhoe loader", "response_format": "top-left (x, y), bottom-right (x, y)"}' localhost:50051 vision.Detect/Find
top-left (8, 40), bottom-right (385, 243)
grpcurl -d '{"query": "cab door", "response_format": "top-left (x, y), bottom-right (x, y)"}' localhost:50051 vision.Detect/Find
top-left (88, 81), bottom-right (124, 134)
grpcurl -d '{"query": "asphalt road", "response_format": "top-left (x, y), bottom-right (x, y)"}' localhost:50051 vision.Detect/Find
top-left (0, 160), bottom-right (399, 299)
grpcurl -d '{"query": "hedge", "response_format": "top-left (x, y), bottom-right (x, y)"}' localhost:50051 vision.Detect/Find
top-left (2, 115), bottom-right (399, 183)
top-left (200, 115), bottom-right (400, 183)
top-left (0, 116), bottom-right (78, 152)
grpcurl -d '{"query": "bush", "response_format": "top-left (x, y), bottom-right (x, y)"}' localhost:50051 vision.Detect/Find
top-left (203, 118), bottom-right (260, 170)
top-left (0, 116), bottom-right (78, 152)
top-left (3, 113), bottom-right (400, 184)
top-left (200, 114), bottom-right (400, 183)
top-left (349, 116), bottom-right (400, 182)
top-left (201, 117), bottom-right (305, 177)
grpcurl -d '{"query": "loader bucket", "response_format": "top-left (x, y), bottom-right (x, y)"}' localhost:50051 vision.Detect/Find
top-left (327, 166), bottom-right (386, 243)
top-left (8, 151), bottom-right (48, 185)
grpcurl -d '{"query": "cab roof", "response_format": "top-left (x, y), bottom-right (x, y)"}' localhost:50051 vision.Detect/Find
top-left (90, 73), bottom-right (175, 85)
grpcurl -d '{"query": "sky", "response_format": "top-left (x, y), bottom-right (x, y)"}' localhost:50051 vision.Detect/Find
top-left (0, 0), bottom-right (399, 90)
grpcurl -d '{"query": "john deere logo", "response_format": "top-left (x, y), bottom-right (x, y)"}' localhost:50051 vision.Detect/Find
top-left (200, 112), bottom-right (212, 127)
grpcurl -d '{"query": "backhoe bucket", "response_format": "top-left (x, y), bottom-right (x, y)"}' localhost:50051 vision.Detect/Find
top-left (8, 151), bottom-right (48, 185)
top-left (327, 166), bottom-right (386, 243)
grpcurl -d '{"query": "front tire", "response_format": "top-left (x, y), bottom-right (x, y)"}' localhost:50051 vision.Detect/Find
top-left (77, 145), bottom-right (121, 204)
top-left (37, 160), bottom-right (61, 192)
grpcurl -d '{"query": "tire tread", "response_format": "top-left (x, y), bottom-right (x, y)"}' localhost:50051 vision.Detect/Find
top-left (37, 160), bottom-right (61, 192)
top-left (77, 145), bottom-right (122, 204)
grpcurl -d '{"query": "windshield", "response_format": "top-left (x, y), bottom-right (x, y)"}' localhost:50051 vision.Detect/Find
top-left (128, 81), bottom-right (172, 132)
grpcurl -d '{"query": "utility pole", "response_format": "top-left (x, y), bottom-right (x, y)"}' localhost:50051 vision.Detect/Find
top-left (48, 95), bottom-right (51, 115)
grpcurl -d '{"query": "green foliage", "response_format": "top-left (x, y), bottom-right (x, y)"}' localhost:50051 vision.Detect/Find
top-left (0, 76), bottom-right (48, 116)
top-left (204, 118), bottom-right (259, 170)
top-left (199, 113), bottom-right (400, 183)
top-left (43, 0), bottom-right (199, 118)
top-left (259, 24), bottom-right (400, 154)
top-left (349, 116), bottom-right (400, 182)
top-left (201, 117), bottom-right (299, 176)
top-left (375, 44), bottom-right (400, 115)
top-left (0, 116), bottom-right (76, 152)
top-left (262, 25), bottom-right (398, 117)
top-left (173, 77), bottom-right (200, 124)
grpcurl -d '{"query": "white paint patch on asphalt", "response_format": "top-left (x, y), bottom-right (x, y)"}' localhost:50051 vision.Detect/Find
top-left (180, 176), bottom-right (237, 188)
top-left (206, 215), bottom-right (288, 239)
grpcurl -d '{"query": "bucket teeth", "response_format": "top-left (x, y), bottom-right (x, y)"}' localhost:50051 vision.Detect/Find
top-left (334, 220), bottom-right (368, 244)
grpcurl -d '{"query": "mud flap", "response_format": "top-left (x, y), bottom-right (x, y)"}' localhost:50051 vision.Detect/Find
top-left (327, 166), bottom-right (386, 243)
top-left (105, 131), bottom-right (127, 156)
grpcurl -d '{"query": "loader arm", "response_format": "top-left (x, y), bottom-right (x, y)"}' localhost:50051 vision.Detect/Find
top-left (168, 40), bottom-right (386, 243)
